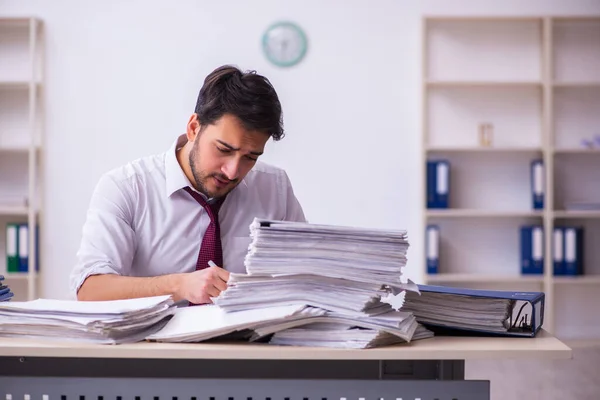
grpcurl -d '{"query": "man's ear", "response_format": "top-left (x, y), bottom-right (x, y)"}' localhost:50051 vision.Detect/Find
top-left (186, 113), bottom-right (201, 142)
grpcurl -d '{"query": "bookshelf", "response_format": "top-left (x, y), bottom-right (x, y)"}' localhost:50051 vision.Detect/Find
top-left (422, 16), bottom-right (600, 345)
top-left (0, 18), bottom-right (43, 301)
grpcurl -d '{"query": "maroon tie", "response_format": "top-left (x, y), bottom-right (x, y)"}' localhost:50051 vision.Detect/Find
top-left (183, 187), bottom-right (225, 270)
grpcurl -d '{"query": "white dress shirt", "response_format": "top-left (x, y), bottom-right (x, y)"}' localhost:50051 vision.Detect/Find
top-left (70, 134), bottom-right (306, 297)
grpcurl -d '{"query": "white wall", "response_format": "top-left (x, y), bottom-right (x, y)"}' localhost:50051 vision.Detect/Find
top-left (1, 0), bottom-right (599, 299)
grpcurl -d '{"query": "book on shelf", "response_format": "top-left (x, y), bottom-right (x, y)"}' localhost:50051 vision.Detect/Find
top-left (426, 225), bottom-right (439, 274)
top-left (521, 225), bottom-right (544, 275)
top-left (426, 160), bottom-right (450, 209)
top-left (4, 223), bottom-right (39, 273)
top-left (553, 226), bottom-right (584, 276)
top-left (530, 159), bottom-right (544, 210)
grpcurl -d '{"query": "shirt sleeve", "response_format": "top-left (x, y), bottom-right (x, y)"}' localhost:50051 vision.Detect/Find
top-left (69, 172), bottom-right (137, 298)
top-left (281, 170), bottom-right (307, 223)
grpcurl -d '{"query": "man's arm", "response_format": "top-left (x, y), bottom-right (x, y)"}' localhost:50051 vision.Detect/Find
top-left (73, 173), bottom-right (229, 303)
top-left (77, 268), bottom-right (229, 303)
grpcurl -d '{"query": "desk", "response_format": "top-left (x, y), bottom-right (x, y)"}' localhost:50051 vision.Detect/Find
top-left (0, 330), bottom-right (571, 400)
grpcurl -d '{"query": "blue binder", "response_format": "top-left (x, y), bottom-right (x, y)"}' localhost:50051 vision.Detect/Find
top-left (426, 161), bottom-right (437, 208)
top-left (426, 160), bottom-right (450, 208)
top-left (17, 224), bottom-right (40, 273)
top-left (530, 159), bottom-right (544, 210)
top-left (521, 225), bottom-right (543, 275)
top-left (426, 225), bottom-right (439, 274)
top-left (564, 227), bottom-right (584, 276)
top-left (553, 227), bottom-right (565, 276)
top-left (416, 284), bottom-right (545, 337)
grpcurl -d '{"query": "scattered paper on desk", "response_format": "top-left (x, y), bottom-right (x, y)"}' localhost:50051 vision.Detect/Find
top-left (0, 295), bottom-right (175, 344)
top-left (146, 303), bottom-right (308, 342)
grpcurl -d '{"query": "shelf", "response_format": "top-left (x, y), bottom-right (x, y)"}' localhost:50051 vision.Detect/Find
top-left (0, 272), bottom-right (35, 280)
top-left (562, 338), bottom-right (600, 349)
top-left (0, 205), bottom-right (29, 216)
top-left (426, 274), bottom-right (544, 284)
top-left (553, 82), bottom-right (600, 88)
top-left (0, 18), bottom-right (32, 28)
top-left (427, 209), bottom-right (543, 218)
top-left (0, 145), bottom-right (39, 153)
top-left (427, 146), bottom-right (541, 153)
top-left (554, 276), bottom-right (600, 285)
top-left (426, 80), bottom-right (541, 88)
top-left (554, 210), bottom-right (600, 219)
top-left (553, 148), bottom-right (600, 154)
top-left (0, 81), bottom-right (38, 90)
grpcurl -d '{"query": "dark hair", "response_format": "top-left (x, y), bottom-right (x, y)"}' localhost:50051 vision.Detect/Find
top-left (194, 65), bottom-right (284, 141)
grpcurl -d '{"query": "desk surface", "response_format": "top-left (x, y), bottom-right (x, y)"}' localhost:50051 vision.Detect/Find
top-left (0, 330), bottom-right (571, 361)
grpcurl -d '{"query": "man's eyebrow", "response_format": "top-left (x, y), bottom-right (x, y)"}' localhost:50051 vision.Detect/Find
top-left (216, 140), bottom-right (263, 156)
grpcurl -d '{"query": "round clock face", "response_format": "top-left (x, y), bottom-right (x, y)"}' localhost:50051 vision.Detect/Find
top-left (262, 22), bottom-right (307, 67)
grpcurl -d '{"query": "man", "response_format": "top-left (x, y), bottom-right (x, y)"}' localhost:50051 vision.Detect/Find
top-left (71, 65), bottom-right (306, 304)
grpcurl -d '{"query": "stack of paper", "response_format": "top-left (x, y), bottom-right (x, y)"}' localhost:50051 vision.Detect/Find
top-left (207, 218), bottom-right (424, 348)
top-left (0, 275), bottom-right (14, 302)
top-left (0, 295), bottom-right (175, 344)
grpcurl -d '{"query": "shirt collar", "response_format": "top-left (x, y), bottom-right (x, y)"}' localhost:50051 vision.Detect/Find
top-left (165, 134), bottom-right (200, 198)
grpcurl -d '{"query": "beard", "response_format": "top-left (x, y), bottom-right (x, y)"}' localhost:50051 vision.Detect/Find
top-left (189, 140), bottom-right (238, 199)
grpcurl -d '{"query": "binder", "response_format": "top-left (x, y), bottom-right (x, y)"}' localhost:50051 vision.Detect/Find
top-left (5, 224), bottom-right (19, 273)
top-left (426, 224), bottom-right (439, 274)
top-left (553, 227), bottom-right (565, 276)
top-left (531, 159), bottom-right (544, 210)
top-left (0, 275), bottom-right (14, 302)
top-left (426, 160), bottom-right (450, 209)
top-left (520, 225), bottom-right (544, 275)
top-left (435, 160), bottom-right (449, 208)
top-left (414, 284), bottom-right (545, 337)
top-left (564, 227), bottom-right (584, 276)
top-left (18, 224), bottom-right (29, 272)
top-left (16, 224), bottom-right (39, 273)
top-left (426, 160), bottom-right (437, 208)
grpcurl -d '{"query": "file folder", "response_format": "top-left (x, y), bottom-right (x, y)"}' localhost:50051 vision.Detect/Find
top-left (521, 225), bottom-right (543, 275)
top-left (564, 227), bottom-right (584, 276)
top-left (414, 285), bottom-right (545, 337)
top-left (18, 224), bottom-right (29, 273)
top-left (16, 224), bottom-right (39, 273)
top-left (426, 225), bottom-right (439, 274)
top-left (531, 159), bottom-right (544, 210)
top-left (426, 160), bottom-right (450, 209)
top-left (426, 161), bottom-right (437, 208)
top-left (5, 224), bottom-right (19, 273)
top-left (553, 227), bottom-right (565, 276)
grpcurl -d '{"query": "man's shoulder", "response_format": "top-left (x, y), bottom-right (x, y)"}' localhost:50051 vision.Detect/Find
top-left (245, 161), bottom-right (289, 184)
top-left (101, 152), bottom-right (166, 185)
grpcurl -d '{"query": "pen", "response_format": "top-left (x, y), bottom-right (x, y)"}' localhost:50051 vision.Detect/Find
top-left (208, 260), bottom-right (218, 268)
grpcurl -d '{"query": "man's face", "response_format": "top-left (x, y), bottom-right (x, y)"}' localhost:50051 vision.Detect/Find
top-left (189, 114), bottom-right (269, 199)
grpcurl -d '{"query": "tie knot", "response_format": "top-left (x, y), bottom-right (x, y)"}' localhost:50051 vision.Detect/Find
top-left (183, 186), bottom-right (225, 221)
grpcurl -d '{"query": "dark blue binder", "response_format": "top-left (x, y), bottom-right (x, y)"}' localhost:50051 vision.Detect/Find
top-left (426, 160), bottom-right (437, 208)
top-left (564, 227), bottom-right (584, 276)
top-left (426, 225), bottom-right (439, 274)
top-left (416, 284), bottom-right (545, 337)
top-left (553, 227), bottom-right (565, 276)
top-left (520, 225), bottom-right (543, 275)
top-left (426, 160), bottom-right (450, 209)
top-left (530, 159), bottom-right (544, 210)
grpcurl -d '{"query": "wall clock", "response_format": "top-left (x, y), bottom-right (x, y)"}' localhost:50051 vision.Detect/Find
top-left (262, 21), bottom-right (308, 67)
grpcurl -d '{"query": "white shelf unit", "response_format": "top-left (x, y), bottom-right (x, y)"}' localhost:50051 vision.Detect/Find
top-left (0, 17), bottom-right (43, 301)
top-left (422, 16), bottom-right (600, 345)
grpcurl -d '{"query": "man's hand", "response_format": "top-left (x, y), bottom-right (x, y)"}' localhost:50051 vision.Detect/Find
top-left (177, 266), bottom-right (230, 304)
